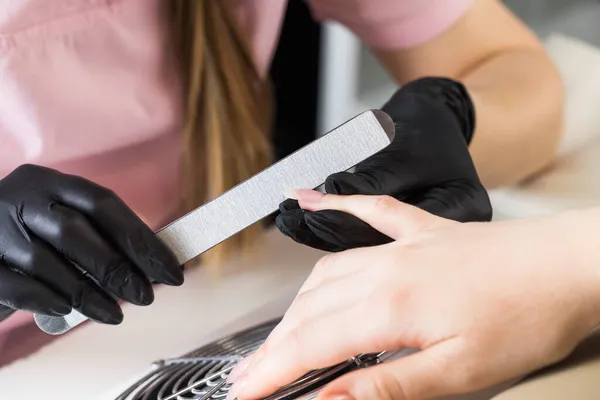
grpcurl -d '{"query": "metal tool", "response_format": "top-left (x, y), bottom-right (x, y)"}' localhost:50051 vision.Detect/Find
top-left (112, 318), bottom-right (409, 400)
top-left (33, 110), bottom-right (395, 335)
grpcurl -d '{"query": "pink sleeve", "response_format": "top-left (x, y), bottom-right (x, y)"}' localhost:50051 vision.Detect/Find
top-left (227, 0), bottom-right (288, 78)
top-left (227, 0), bottom-right (474, 73)
top-left (307, 0), bottom-right (476, 50)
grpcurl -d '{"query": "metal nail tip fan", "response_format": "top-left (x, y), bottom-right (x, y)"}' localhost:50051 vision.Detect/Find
top-left (114, 318), bottom-right (407, 400)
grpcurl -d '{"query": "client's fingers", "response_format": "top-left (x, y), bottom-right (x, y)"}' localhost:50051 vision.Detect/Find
top-left (319, 340), bottom-right (462, 400)
top-left (262, 267), bottom-right (378, 358)
top-left (298, 245), bottom-right (383, 295)
top-left (291, 190), bottom-right (454, 239)
top-left (229, 247), bottom-right (378, 385)
top-left (232, 300), bottom-right (401, 400)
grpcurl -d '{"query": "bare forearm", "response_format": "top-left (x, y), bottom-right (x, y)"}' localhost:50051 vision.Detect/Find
top-left (373, 0), bottom-right (564, 188)
top-left (462, 49), bottom-right (564, 188)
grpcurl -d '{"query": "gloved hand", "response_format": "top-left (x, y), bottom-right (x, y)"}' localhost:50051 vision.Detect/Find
top-left (276, 77), bottom-right (492, 252)
top-left (0, 164), bottom-right (183, 325)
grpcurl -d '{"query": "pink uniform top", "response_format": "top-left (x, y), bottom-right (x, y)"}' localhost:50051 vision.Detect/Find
top-left (0, 0), bottom-right (474, 364)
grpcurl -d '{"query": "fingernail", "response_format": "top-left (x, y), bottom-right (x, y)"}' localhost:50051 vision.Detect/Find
top-left (329, 179), bottom-right (359, 195)
top-left (228, 357), bottom-right (252, 383)
top-left (227, 377), bottom-right (247, 400)
top-left (284, 189), bottom-right (324, 202)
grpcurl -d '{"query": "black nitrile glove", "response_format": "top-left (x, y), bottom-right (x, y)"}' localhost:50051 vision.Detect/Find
top-left (0, 164), bottom-right (183, 325)
top-left (276, 77), bottom-right (492, 252)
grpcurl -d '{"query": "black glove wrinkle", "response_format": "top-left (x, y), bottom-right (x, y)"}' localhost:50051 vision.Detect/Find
top-left (0, 164), bottom-right (183, 325)
top-left (398, 77), bottom-right (476, 144)
top-left (275, 210), bottom-right (337, 251)
top-left (305, 210), bottom-right (393, 250)
top-left (279, 198), bottom-right (301, 213)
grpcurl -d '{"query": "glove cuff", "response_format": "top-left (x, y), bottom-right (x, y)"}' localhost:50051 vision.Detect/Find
top-left (394, 77), bottom-right (476, 145)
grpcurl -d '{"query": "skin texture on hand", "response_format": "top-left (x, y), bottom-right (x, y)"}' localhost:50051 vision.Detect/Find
top-left (0, 164), bottom-right (183, 325)
top-left (230, 192), bottom-right (600, 400)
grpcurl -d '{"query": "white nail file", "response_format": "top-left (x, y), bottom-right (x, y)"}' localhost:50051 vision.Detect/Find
top-left (33, 110), bottom-right (395, 335)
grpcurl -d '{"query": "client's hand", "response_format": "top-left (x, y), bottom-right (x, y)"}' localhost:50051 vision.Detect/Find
top-left (276, 77), bottom-right (492, 252)
top-left (229, 191), bottom-right (600, 400)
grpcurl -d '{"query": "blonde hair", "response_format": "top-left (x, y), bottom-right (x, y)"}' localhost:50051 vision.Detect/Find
top-left (168, 1), bottom-right (272, 264)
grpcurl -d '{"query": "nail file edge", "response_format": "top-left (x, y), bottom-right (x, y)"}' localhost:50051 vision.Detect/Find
top-left (34, 110), bottom-right (395, 335)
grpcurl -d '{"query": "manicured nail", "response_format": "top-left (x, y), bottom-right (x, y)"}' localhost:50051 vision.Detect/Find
top-left (228, 357), bottom-right (252, 383)
top-left (284, 189), bottom-right (324, 202)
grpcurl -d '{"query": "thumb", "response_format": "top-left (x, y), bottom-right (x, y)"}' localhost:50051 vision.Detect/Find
top-left (318, 341), bottom-right (465, 400)
top-left (289, 190), bottom-right (455, 240)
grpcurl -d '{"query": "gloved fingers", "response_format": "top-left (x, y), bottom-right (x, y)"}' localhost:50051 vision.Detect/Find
top-left (0, 265), bottom-right (70, 317)
top-left (277, 193), bottom-right (395, 252)
top-left (71, 285), bottom-right (123, 325)
top-left (326, 169), bottom-right (395, 196)
top-left (325, 84), bottom-right (479, 197)
top-left (305, 210), bottom-right (393, 250)
top-left (384, 77), bottom-right (476, 144)
top-left (55, 173), bottom-right (183, 286)
top-left (3, 237), bottom-right (123, 324)
top-left (325, 167), bottom-right (418, 202)
top-left (275, 208), bottom-right (344, 253)
top-left (276, 208), bottom-right (392, 253)
top-left (279, 198), bottom-right (300, 212)
top-left (415, 180), bottom-right (492, 223)
top-left (22, 203), bottom-right (154, 307)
